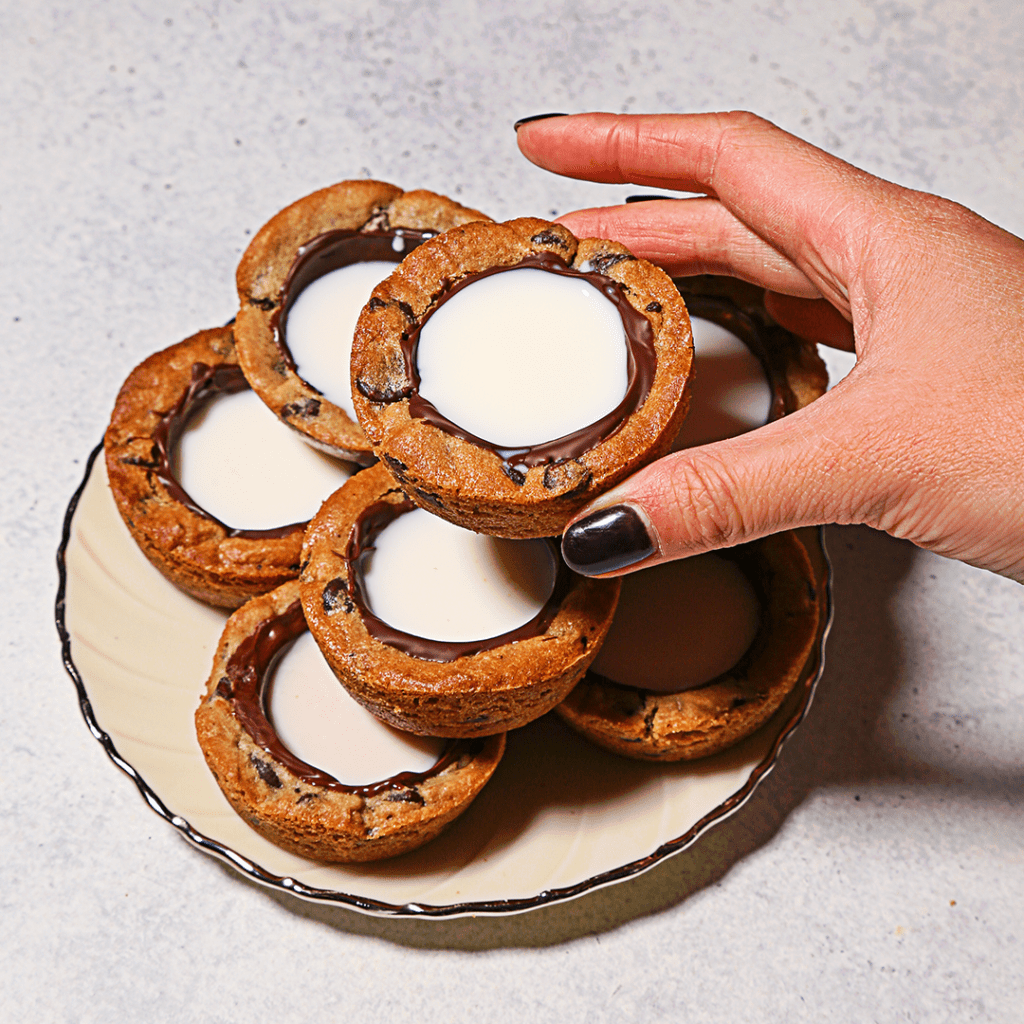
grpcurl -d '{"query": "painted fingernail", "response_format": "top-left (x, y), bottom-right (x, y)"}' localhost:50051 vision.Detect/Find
top-left (561, 504), bottom-right (656, 576)
top-left (513, 112), bottom-right (568, 131)
top-left (625, 194), bottom-right (672, 203)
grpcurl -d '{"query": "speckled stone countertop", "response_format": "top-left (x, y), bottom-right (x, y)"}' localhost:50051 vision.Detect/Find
top-left (3, 2), bottom-right (1022, 1021)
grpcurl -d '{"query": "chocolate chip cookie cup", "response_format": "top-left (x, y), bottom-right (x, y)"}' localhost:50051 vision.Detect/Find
top-left (104, 325), bottom-right (352, 608)
top-left (554, 531), bottom-right (821, 761)
top-left (350, 218), bottom-right (694, 538)
top-left (195, 580), bottom-right (504, 862)
top-left (299, 464), bottom-right (620, 738)
top-left (235, 180), bottom-right (492, 465)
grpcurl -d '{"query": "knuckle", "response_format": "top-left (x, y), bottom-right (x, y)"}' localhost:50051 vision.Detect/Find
top-left (656, 450), bottom-right (752, 549)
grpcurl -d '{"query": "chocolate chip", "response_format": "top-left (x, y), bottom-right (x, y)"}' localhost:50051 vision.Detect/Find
top-left (396, 300), bottom-right (417, 324)
top-left (642, 706), bottom-right (658, 738)
top-left (501, 463), bottom-right (526, 486)
top-left (296, 792), bottom-right (320, 804)
top-left (250, 754), bottom-right (282, 788)
top-left (249, 296), bottom-right (277, 311)
top-left (383, 454), bottom-right (409, 481)
top-left (214, 676), bottom-right (234, 700)
top-left (413, 486), bottom-right (444, 509)
top-left (367, 296), bottom-right (386, 311)
top-left (322, 577), bottom-right (354, 614)
top-left (645, 301), bottom-right (662, 313)
top-left (531, 230), bottom-right (569, 248)
top-left (730, 696), bottom-right (750, 709)
top-left (386, 788), bottom-right (425, 805)
top-left (542, 460), bottom-right (592, 494)
top-left (354, 377), bottom-right (412, 404)
top-left (589, 252), bottom-right (636, 274)
top-left (281, 398), bottom-right (321, 419)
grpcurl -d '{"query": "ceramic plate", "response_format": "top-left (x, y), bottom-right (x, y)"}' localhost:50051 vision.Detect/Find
top-left (56, 443), bottom-right (832, 918)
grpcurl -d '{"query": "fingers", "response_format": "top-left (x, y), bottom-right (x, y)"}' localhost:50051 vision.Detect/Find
top-left (556, 198), bottom-right (820, 298)
top-left (517, 111), bottom-right (884, 309)
top-left (763, 292), bottom-right (856, 350)
top-left (561, 387), bottom-right (893, 575)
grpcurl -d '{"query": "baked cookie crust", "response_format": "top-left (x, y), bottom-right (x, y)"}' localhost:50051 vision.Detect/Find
top-left (104, 325), bottom-right (307, 608)
top-left (350, 218), bottom-right (694, 538)
top-left (555, 530), bottom-right (820, 761)
top-left (235, 180), bottom-right (492, 464)
top-left (196, 580), bottom-right (505, 862)
top-left (300, 464), bottom-right (621, 737)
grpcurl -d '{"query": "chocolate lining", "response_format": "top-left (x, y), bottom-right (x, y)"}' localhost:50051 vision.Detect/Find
top-left (401, 252), bottom-right (657, 469)
top-left (220, 598), bottom-right (468, 795)
top-left (152, 362), bottom-right (305, 541)
top-left (344, 498), bottom-right (574, 661)
top-left (272, 228), bottom-right (436, 376)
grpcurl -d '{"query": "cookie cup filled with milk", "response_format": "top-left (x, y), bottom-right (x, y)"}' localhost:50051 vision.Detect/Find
top-left (300, 464), bottom-right (620, 737)
top-left (350, 218), bottom-right (693, 538)
top-left (235, 180), bottom-right (492, 464)
top-left (104, 325), bottom-right (353, 608)
top-left (196, 580), bottom-right (504, 862)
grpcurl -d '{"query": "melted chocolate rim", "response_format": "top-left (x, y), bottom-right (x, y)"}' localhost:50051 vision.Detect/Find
top-left (401, 252), bottom-right (657, 470)
top-left (343, 496), bottom-right (574, 662)
top-left (271, 228), bottom-right (436, 378)
top-left (151, 361), bottom-right (306, 541)
top-left (217, 598), bottom-right (466, 795)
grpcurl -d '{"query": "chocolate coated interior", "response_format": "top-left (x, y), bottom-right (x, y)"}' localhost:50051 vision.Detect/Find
top-left (273, 228), bottom-right (435, 374)
top-left (343, 497), bottom-right (574, 662)
top-left (401, 253), bottom-right (657, 470)
top-left (215, 599), bottom-right (468, 795)
top-left (153, 362), bottom-right (305, 541)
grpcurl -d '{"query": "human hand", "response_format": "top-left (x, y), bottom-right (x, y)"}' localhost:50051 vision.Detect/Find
top-left (515, 112), bottom-right (1024, 583)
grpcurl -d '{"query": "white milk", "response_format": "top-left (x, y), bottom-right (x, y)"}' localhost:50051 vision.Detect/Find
top-left (672, 316), bottom-right (772, 449)
top-left (362, 507), bottom-right (558, 643)
top-left (415, 268), bottom-right (629, 447)
top-left (285, 260), bottom-right (397, 418)
top-left (590, 552), bottom-right (760, 693)
top-left (269, 631), bottom-right (444, 785)
top-left (173, 388), bottom-right (351, 530)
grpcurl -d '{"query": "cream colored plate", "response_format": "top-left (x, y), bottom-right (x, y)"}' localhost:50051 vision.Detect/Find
top-left (57, 445), bottom-right (832, 918)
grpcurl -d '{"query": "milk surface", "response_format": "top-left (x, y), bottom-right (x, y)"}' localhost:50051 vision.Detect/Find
top-left (591, 552), bottom-right (760, 692)
top-left (362, 507), bottom-right (558, 643)
top-left (269, 631), bottom-right (444, 785)
top-left (285, 260), bottom-right (397, 418)
top-left (672, 316), bottom-right (772, 449)
top-left (416, 268), bottom-right (629, 447)
top-left (173, 389), bottom-right (352, 529)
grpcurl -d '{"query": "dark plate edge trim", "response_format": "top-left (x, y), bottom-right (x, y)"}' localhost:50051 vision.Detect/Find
top-left (56, 440), bottom-right (833, 920)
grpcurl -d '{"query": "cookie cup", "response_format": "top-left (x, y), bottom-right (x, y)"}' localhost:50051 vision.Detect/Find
top-left (196, 580), bottom-right (505, 862)
top-left (555, 531), bottom-right (820, 761)
top-left (350, 218), bottom-right (694, 538)
top-left (300, 464), bottom-right (620, 737)
top-left (235, 180), bottom-right (492, 464)
top-left (104, 325), bottom-right (305, 608)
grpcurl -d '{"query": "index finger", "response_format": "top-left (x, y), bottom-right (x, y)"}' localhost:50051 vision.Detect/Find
top-left (516, 111), bottom-right (883, 306)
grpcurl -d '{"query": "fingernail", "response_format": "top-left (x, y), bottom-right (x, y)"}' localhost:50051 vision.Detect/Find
top-left (561, 504), bottom-right (656, 576)
top-left (625, 194), bottom-right (672, 203)
top-left (513, 112), bottom-right (568, 131)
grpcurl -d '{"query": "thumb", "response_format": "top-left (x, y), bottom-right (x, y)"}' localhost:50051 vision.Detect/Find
top-left (561, 384), bottom-right (889, 575)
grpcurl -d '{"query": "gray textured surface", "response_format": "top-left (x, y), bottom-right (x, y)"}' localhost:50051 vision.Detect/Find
top-left (3, 1), bottom-right (1023, 1020)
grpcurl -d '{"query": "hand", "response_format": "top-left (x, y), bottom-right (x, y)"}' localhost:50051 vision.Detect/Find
top-left (515, 112), bottom-right (1024, 583)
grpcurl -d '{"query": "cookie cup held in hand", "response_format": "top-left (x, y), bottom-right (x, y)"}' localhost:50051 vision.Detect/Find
top-left (350, 218), bottom-right (694, 538)
top-left (235, 180), bottom-right (492, 464)
top-left (196, 580), bottom-right (505, 862)
top-left (300, 464), bottom-right (620, 738)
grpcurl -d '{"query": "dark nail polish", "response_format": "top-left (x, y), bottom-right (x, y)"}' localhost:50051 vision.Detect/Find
top-left (513, 112), bottom-right (568, 131)
top-left (561, 505), bottom-right (655, 576)
top-left (625, 194), bottom-right (673, 204)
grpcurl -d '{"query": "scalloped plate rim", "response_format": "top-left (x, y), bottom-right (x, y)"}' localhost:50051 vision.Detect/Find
top-left (56, 441), bottom-right (833, 919)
